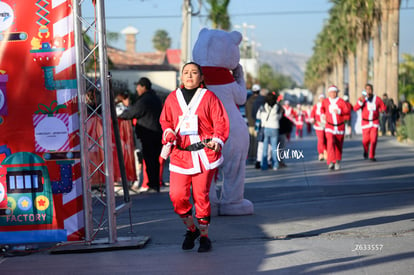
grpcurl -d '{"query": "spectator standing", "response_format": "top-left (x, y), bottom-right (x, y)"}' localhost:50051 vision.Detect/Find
top-left (118, 77), bottom-right (163, 192)
top-left (380, 93), bottom-right (390, 136)
top-left (388, 98), bottom-right (399, 136)
top-left (245, 84), bottom-right (261, 164)
top-left (253, 87), bottom-right (267, 169)
top-left (257, 91), bottom-right (281, 170)
top-left (278, 109), bottom-right (292, 168)
top-left (159, 62), bottom-right (229, 253)
top-left (353, 83), bottom-right (386, 161)
top-left (321, 85), bottom-right (350, 171)
top-left (245, 84), bottom-right (261, 135)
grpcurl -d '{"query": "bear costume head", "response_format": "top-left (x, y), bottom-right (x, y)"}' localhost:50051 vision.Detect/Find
top-left (192, 28), bottom-right (242, 70)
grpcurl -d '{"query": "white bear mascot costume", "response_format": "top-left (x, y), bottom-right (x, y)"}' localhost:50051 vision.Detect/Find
top-left (193, 28), bottom-right (254, 215)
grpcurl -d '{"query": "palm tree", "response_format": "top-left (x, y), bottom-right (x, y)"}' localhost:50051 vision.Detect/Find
top-left (399, 53), bottom-right (414, 101)
top-left (325, 0), bottom-right (358, 103)
top-left (356, 0), bottom-right (375, 94)
top-left (83, 31), bottom-right (118, 72)
top-left (206, 0), bottom-right (231, 30)
top-left (387, 0), bottom-right (401, 103)
top-left (371, 2), bottom-right (382, 95)
top-left (327, 3), bottom-right (348, 93)
top-left (306, 0), bottom-right (402, 106)
top-left (152, 29), bottom-right (171, 52)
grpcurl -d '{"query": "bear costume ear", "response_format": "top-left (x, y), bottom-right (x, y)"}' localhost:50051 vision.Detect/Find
top-left (199, 27), bottom-right (209, 35)
top-left (193, 28), bottom-right (209, 56)
top-left (229, 30), bottom-right (243, 45)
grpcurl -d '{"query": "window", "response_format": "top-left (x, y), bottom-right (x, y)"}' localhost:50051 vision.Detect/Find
top-left (6, 170), bottom-right (43, 193)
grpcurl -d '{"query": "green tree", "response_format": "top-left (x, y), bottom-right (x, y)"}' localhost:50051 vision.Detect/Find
top-left (83, 30), bottom-right (118, 72)
top-left (206, 0), bottom-right (231, 30)
top-left (152, 29), bottom-right (171, 52)
top-left (399, 53), bottom-right (414, 103)
top-left (258, 64), bottom-right (296, 92)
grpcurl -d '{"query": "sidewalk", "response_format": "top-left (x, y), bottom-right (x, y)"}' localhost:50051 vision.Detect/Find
top-left (1, 135), bottom-right (414, 274)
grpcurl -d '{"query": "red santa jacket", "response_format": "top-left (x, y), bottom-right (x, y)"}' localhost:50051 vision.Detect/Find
top-left (159, 88), bottom-right (230, 175)
top-left (283, 104), bottom-right (297, 124)
top-left (321, 97), bottom-right (350, 135)
top-left (343, 101), bottom-right (353, 121)
top-left (353, 95), bottom-right (386, 129)
top-left (295, 109), bottom-right (306, 127)
top-left (310, 102), bottom-right (324, 131)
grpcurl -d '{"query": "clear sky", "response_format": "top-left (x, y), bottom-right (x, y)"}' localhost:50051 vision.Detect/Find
top-left (84, 0), bottom-right (414, 57)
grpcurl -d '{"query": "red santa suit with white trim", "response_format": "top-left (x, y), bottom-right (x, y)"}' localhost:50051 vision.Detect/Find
top-left (310, 94), bottom-right (327, 160)
top-left (160, 87), bottom-right (230, 221)
top-left (295, 104), bottom-right (306, 138)
top-left (353, 85), bottom-right (386, 160)
top-left (321, 85), bottom-right (350, 169)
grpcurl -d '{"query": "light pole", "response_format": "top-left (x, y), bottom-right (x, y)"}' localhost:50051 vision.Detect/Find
top-left (180, 0), bottom-right (201, 68)
top-left (234, 22), bottom-right (255, 58)
top-left (181, 0), bottom-right (191, 67)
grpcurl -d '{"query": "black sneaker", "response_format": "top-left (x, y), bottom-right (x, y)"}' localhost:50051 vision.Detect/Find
top-left (198, 236), bottom-right (212, 253)
top-left (182, 229), bottom-right (200, 250)
top-left (363, 151), bottom-right (368, 159)
top-left (255, 161), bottom-right (261, 169)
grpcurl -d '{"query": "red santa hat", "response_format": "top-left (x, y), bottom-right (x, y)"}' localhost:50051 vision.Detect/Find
top-left (327, 85), bottom-right (339, 93)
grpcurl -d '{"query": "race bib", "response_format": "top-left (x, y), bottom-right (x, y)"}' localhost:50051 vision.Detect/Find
top-left (367, 102), bottom-right (376, 111)
top-left (179, 114), bottom-right (198, 135)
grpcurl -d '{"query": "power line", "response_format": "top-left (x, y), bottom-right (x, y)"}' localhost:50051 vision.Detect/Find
top-left (89, 6), bottom-right (414, 20)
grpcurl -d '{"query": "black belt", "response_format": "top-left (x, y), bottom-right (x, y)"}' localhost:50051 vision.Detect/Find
top-left (327, 122), bottom-right (344, 126)
top-left (177, 139), bottom-right (212, 151)
top-left (362, 118), bottom-right (375, 121)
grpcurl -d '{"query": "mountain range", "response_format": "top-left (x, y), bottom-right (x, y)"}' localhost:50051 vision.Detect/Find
top-left (258, 49), bottom-right (309, 86)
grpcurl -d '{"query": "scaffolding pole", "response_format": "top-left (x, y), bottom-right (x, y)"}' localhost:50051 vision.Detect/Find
top-left (51, 0), bottom-right (149, 253)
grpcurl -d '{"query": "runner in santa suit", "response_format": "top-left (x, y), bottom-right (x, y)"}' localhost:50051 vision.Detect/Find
top-left (295, 104), bottom-right (306, 138)
top-left (159, 62), bottom-right (230, 253)
top-left (310, 94), bottom-right (327, 161)
top-left (321, 85), bottom-right (350, 171)
top-left (353, 83), bottom-right (386, 161)
top-left (305, 105), bottom-right (313, 135)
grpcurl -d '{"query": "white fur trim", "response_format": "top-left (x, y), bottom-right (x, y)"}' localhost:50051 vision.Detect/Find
top-left (328, 86), bottom-right (338, 93)
top-left (212, 137), bottom-right (224, 147)
top-left (325, 128), bottom-right (345, 135)
top-left (163, 128), bottom-right (176, 143)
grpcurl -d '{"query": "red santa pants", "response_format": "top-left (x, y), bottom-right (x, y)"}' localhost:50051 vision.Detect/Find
top-left (169, 168), bottom-right (216, 219)
top-left (296, 124), bottom-right (303, 138)
top-left (362, 127), bottom-right (378, 158)
top-left (325, 132), bottom-right (344, 164)
top-left (315, 129), bottom-right (326, 154)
